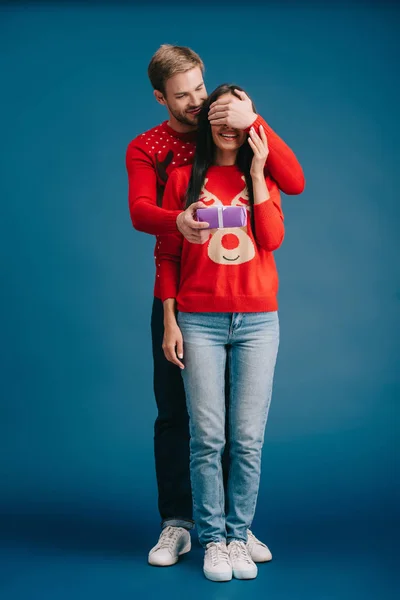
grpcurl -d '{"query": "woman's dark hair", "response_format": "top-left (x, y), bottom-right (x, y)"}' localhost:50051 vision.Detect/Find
top-left (185, 83), bottom-right (256, 231)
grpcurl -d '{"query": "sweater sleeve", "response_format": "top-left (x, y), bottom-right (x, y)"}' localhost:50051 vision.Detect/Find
top-left (158, 169), bottom-right (185, 301)
top-left (249, 115), bottom-right (305, 196)
top-left (126, 141), bottom-right (181, 235)
top-left (253, 178), bottom-right (285, 252)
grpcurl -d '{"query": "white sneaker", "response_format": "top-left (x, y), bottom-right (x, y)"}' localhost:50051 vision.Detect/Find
top-left (203, 541), bottom-right (232, 582)
top-left (247, 529), bottom-right (273, 562)
top-left (148, 526), bottom-right (191, 566)
top-left (228, 540), bottom-right (258, 580)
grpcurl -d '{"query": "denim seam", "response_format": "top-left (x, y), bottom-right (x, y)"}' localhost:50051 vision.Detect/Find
top-left (219, 350), bottom-right (227, 528)
top-left (226, 344), bottom-right (235, 536)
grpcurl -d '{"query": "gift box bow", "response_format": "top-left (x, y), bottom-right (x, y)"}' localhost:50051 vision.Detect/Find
top-left (196, 206), bottom-right (247, 229)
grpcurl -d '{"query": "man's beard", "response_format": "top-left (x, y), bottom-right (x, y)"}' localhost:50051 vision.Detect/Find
top-left (169, 104), bottom-right (202, 128)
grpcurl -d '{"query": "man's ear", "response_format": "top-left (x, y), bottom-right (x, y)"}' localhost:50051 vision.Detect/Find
top-left (154, 90), bottom-right (166, 106)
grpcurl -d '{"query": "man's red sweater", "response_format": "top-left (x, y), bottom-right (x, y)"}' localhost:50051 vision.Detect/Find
top-left (126, 116), bottom-right (303, 299)
top-left (159, 165), bottom-right (284, 313)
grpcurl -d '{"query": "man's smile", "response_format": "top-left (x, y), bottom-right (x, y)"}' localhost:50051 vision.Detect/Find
top-left (187, 107), bottom-right (202, 115)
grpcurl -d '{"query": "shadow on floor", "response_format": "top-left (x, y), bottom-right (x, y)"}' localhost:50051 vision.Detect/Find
top-left (0, 508), bottom-right (155, 557)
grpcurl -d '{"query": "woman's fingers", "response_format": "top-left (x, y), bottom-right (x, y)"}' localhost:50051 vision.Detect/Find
top-left (248, 136), bottom-right (258, 154)
top-left (259, 125), bottom-right (269, 151)
top-left (249, 128), bottom-right (262, 152)
top-left (249, 126), bottom-right (268, 157)
top-left (250, 126), bottom-right (264, 147)
top-left (163, 337), bottom-right (184, 369)
top-left (176, 337), bottom-right (184, 360)
top-left (165, 346), bottom-right (184, 369)
top-left (248, 132), bottom-right (262, 156)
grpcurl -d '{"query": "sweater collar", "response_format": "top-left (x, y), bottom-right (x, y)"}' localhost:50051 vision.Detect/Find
top-left (161, 120), bottom-right (197, 143)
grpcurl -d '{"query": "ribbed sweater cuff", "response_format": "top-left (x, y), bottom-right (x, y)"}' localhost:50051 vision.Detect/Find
top-left (163, 210), bottom-right (182, 234)
top-left (253, 198), bottom-right (275, 222)
top-left (245, 114), bottom-right (264, 133)
top-left (161, 288), bottom-right (178, 303)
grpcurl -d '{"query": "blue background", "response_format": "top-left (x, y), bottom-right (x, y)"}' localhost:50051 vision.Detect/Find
top-left (0, 1), bottom-right (398, 598)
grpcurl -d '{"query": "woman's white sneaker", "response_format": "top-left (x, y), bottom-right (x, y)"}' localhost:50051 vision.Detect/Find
top-left (246, 529), bottom-right (273, 562)
top-left (148, 526), bottom-right (191, 566)
top-left (203, 541), bottom-right (233, 582)
top-left (228, 540), bottom-right (258, 580)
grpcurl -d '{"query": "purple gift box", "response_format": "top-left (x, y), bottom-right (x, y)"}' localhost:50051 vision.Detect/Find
top-left (196, 206), bottom-right (247, 229)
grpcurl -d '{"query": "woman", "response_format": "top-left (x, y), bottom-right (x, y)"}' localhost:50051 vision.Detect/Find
top-left (158, 84), bottom-right (283, 582)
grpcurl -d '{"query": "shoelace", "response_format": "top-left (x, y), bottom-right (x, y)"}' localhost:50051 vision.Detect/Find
top-left (229, 540), bottom-right (253, 564)
top-left (157, 526), bottom-right (181, 551)
top-left (207, 542), bottom-right (230, 567)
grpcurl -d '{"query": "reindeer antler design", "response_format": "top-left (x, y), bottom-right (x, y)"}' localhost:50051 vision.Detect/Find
top-left (231, 175), bottom-right (249, 209)
top-left (155, 150), bottom-right (174, 184)
top-left (199, 178), bottom-right (222, 206)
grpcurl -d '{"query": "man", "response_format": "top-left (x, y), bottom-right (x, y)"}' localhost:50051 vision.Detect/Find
top-left (126, 44), bottom-right (304, 567)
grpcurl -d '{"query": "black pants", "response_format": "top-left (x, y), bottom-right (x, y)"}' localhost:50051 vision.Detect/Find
top-left (151, 297), bottom-right (230, 527)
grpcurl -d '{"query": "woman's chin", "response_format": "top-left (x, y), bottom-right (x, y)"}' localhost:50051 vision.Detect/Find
top-left (215, 142), bottom-right (240, 152)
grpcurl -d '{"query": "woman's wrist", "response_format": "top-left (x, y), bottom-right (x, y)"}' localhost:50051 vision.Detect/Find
top-left (164, 310), bottom-right (177, 324)
top-left (164, 317), bottom-right (177, 329)
top-left (252, 172), bottom-right (270, 205)
top-left (163, 298), bottom-right (177, 326)
top-left (250, 170), bottom-right (265, 182)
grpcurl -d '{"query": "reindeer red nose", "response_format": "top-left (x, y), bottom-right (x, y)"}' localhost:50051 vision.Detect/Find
top-left (221, 233), bottom-right (240, 250)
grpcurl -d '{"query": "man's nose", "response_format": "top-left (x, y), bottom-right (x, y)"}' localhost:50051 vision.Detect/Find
top-left (191, 93), bottom-right (203, 106)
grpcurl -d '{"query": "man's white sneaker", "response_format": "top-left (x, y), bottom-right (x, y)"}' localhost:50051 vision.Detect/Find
top-left (148, 526), bottom-right (191, 566)
top-left (228, 540), bottom-right (258, 580)
top-left (203, 541), bottom-right (232, 582)
top-left (246, 529), bottom-right (273, 562)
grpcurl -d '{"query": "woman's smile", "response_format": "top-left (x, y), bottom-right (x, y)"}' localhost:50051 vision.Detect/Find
top-left (220, 131), bottom-right (239, 140)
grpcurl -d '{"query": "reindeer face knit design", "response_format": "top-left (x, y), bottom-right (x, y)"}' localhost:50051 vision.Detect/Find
top-left (159, 165), bottom-right (285, 313)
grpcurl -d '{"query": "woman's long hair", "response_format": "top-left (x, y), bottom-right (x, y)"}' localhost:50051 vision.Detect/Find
top-left (185, 84), bottom-right (256, 232)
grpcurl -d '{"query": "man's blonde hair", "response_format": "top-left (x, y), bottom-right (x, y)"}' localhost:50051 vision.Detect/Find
top-left (148, 44), bottom-right (205, 95)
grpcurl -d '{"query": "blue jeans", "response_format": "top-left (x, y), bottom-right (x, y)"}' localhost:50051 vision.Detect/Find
top-left (177, 311), bottom-right (280, 547)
